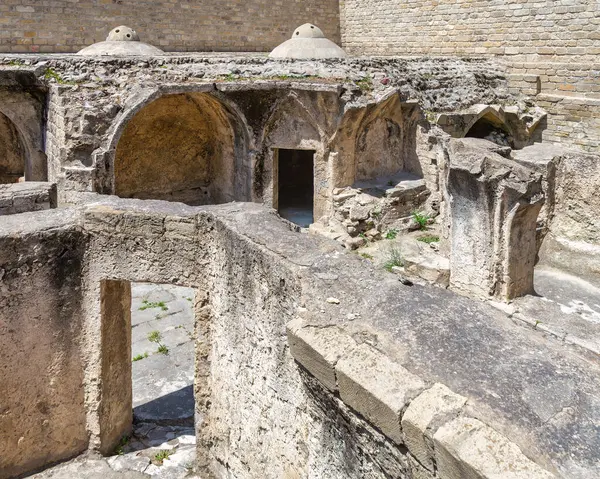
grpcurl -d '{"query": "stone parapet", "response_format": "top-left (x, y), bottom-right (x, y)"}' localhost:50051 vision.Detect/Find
top-left (0, 181), bottom-right (56, 215)
top-left (287, 319), bottom-right (555, 479)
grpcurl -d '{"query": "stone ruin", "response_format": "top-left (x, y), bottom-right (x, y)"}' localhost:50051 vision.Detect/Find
top-left (0, 20), bottom-right (599, 479)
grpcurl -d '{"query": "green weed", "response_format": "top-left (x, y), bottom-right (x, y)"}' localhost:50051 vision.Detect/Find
top-left (417, 235), bottom-right (440, 244)
top-left (355, 76), bottom-right (373, 92)
top-left (139, 300), bottom-right (168, 311)
top-left (412, 211), bottom-right (431, 230)
top-left (153, 449), bottom-right (173, 465)
top-left (114, 435), bottom-right (130, 456)
top-left (132, 352), bottom-right (149, 362)
top-left (385, 229), bottom-right (398, 240)
top-left (43, 68), bottom-right (75, 85)
top-left (383, 247), bottom-right (404, 272)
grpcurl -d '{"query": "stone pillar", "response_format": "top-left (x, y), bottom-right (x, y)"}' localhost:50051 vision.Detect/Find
top-left (447, 139), bottom-right (544, 300)
top-left (99, 279), bottom-right (132, 454)
top-left (193, 291), bottom-right (212, 472)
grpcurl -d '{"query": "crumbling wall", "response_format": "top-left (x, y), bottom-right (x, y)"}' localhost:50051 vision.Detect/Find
top-left (0, 211), bottom-right (88, 478)
top-left (0, 0), bottom-right (340, 53)
top-left (340, 0), bottom-right (600, 153)
top-left (0, 75), bottom-right (47, 181)
top-left (1, 198), bottom-right (598, 478)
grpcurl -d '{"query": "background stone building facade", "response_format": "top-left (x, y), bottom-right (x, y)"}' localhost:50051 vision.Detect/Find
top-left (340, 0), bottom-right (600, 153)
top-left (0, 0), bottom-right (598, 153)
top-left (0, 0), bottom-right (341, 52)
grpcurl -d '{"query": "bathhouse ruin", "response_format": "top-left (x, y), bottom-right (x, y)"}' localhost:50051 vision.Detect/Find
top-left (0, 1), bottom-right (599, 479)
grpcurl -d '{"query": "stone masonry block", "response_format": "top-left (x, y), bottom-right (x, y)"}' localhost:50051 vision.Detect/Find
top-left (336, 343), bottom-right (426, 444)
top-left (402, 383), bottom-right (467, 472)
top-left (434, 417), bottom-right (555, 479)
top-left (287, 322), bottom-right (357, 392)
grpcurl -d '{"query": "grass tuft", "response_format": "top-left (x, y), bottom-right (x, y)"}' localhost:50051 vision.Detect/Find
top-left (412, 211), bottom-right (431, 231)
top-left (132, 352), bottom-right (149, 362)
top-left (383, 247), bottom-right (404, 272)
top-left (139, 300), bottom-right (168, 311)
top-left (153, 449), bottom-right (173, 465)
top-left (417, 235), bottom-right (440, 244)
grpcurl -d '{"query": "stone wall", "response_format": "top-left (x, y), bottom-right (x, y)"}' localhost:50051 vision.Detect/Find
top-left (340, 0), bottom-right (600, 153)
top-left (0, 210), bottom-right (88, 478)
top-left (1, 197), bottom-right (600, 478)
top-left (0, 0), bottom-right (340, 53)
top-left (0, 182), bottom-right (56, 215)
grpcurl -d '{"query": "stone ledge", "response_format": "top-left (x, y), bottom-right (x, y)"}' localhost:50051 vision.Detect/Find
top-left (286, 320), bottom-right (357, 392)
top-left (336, 343), bottom-right (427, 445)
top-left (402, 383), bottom-right (467, 472)
top-left (0, 182), bottom-right (57, 216)
top-left (434, 417), bottom-right (555, 479)
top-left (288, 319), bottom-right (557, 478)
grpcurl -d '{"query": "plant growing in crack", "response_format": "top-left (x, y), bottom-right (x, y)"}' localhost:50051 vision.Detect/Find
top-left (148, 331), bottom-right (169, 355)
top-left (383, 246), bottom-right (404, 272)
top-left (412, 211), bottom-right (431, 231)
top-left (417, 234), bottom-right (440, 244)
top-left (153, 449), bottom-right (173, 465)
top-left (385, 229), bottom-right (398, 240)
top-left (132, 352), bottom-right (149, 362)
top-left (113, 435), bottom-right (130, 456)
top-left (139, 299), bottom-right (168, 311)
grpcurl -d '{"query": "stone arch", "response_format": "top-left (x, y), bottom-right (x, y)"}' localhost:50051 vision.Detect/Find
top-left (0, 94), bottom-right (47, 182)
top-left (109, 90), bottom-right (249, 205)
top-left (257, 92), bottom-right (329, 219)
top-left (464, 108), bottom-right (513, 147)
top-left (0, 111), bottom-right (26, 183)
top-left (352, 93), bottom-right (423, 182)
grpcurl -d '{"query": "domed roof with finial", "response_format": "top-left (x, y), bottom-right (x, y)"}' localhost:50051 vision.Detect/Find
top-left (269, 23), bottom-right (347, 59)
top-left (77, 26), bottom-right (164, 56)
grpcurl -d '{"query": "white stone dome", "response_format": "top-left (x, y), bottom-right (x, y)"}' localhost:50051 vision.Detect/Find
top-left (77, 26), bottom-right (164, 56)
top-left (269, 23), bottom-right (347, 59)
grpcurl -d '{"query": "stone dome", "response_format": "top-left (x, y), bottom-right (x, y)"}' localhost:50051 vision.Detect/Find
top-left (77, 26), bottom-right (164, 56)
top-left (107, 26), bottom-right (140, 42)
top-left (269, 23), bottom-right (347, 59)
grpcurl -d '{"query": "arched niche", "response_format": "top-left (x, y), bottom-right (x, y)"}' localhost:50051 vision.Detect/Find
top-left (0, 111), bottom-right (25, 183)
top-left (351, 94), bottom-right (423, 182)
top-left (113, 92), bottom-right (247, 205)
top-left (465, 111), bottom-right (513, 147)
top-left (258, 93), bottom-right (327, 223)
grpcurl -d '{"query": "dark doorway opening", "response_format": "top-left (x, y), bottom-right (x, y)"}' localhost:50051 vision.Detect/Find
top-left (277, 149), bottom-right (314, 227)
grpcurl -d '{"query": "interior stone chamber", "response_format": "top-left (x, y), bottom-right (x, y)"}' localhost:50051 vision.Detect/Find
top-left (1, 50), bottom-right (600, 479)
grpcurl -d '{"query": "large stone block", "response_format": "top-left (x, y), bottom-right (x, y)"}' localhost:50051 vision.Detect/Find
top-left (336, 343), bottom-right (426, 444)
top-left (447, 138), bottom-right (544, 300)
top-left (401, 383), bottom-right (466, 472)
top-left (287, 321), bottom-right (357, 392)
top-left (434, 417), bottom-right (555, 479)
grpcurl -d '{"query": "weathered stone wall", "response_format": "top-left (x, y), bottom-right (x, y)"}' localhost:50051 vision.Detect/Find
top-left (1, 198), bottom-right (599, 478)
top-left (0, 0), bottom-right (340, 53)
top-left (0, 70), bottom-right (48, 181)
top-left (0, 211), bottom-right (88, 478)
top-left (340, 0), bottom-right (600, 153)
top-left (0, 182), bottom-right (56, 215)
top-left (511, 144), bottom-right (600, 287)
top-left (7, 54), bottom-right (512, 223)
